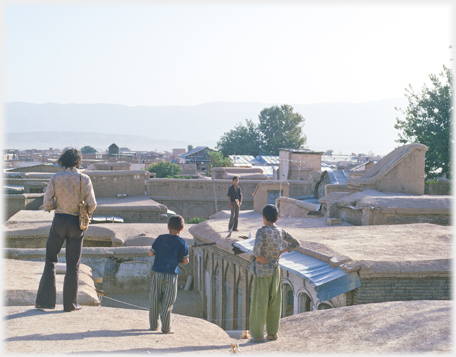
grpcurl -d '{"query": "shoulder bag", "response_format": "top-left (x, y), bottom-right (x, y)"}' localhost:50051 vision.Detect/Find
top-left (78, 174), bottom-right (90, 231)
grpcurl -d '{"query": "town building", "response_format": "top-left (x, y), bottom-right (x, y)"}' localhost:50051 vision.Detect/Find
top-left (179, 146), bottom-right (214, 173)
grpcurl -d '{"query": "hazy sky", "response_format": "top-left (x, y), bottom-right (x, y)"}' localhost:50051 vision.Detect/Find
top-left (4, 1), bottom-right (454, 107)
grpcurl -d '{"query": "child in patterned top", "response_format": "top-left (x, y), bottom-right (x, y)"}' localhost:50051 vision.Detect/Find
top-left (248, 204), bottom-right (300, 342)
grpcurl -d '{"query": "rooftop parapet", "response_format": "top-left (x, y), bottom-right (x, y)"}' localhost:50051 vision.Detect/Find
top-left (86, 170), bottom-right (150, 198)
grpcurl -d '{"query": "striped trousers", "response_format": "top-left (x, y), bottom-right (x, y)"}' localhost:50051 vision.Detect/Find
top-left (149, 272), bottom-right (178, 332)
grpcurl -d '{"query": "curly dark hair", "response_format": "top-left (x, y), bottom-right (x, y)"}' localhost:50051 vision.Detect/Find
top-left (57, 148), bottom-right (82, 169)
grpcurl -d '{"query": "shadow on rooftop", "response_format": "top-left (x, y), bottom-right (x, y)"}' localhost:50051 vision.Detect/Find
top-left (5, 328), bottom-right (154, 342)
top-left (5, 308), bottom-right (66, 321)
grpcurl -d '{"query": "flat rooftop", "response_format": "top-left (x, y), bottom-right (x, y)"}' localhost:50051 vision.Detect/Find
top-left (190, 210), bottom-right (451, 277)
top-left (5, 210), bottom-right (195, 247)
top-left (4, 300), bottom-right (450, 353)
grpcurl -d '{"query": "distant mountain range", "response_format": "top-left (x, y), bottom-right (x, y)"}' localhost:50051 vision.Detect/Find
top-left (4, 99), bottom-right (408, 155)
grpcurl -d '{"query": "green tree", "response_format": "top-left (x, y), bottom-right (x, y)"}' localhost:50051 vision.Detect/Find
top-left (80, 145), bottom-right (97, 154)
top-left (187, 145), bottom-right (194, 152)
top-left (258, 105), bottom-right (307, 155)
top-left (395, 65), bottom-right (453, 179)
top-left (216, 119), bottom-right (261, 157)
top-left (208, 151), bottom-right (233, 168)
top-left (147, 161), bottom-right (182, 178)
top-left (217, 105), bottom-right (307, 156)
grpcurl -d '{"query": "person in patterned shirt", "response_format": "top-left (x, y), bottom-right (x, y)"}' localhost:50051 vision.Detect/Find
top-left (248, 204), bottom-right (300, 342)
top-left (35, 148), bottom-right (97, 312)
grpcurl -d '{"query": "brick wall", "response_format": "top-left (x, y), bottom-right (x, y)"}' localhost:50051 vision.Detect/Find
top-left (352, 277), bottom-right (451, 304)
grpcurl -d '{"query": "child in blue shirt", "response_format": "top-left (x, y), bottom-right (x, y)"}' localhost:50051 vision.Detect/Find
top-left (148, 215), bottom-right (189, 334)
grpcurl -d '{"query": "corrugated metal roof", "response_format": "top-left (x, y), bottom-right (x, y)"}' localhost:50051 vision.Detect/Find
top-left (260, 165), bottom-right (278, 177)
top-left (233, 237), bottom-right (361, 301)
top-left (229, 155), bottom-right (255, 166)
top-left (254, 155), bottom-right (280, 165)
top-left (180, 146), bottom-right (209, 158)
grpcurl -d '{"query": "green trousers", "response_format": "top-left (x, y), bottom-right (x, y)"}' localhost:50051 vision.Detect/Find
top-left (249, 266), bottom-right (282, 338)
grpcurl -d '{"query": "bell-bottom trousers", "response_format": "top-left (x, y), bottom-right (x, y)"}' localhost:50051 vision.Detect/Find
top-left (35, 213), bottom-right (84, 311)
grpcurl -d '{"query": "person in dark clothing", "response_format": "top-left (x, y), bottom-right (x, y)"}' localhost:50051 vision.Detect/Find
top-left (227, 176), bottom-right (242, 231)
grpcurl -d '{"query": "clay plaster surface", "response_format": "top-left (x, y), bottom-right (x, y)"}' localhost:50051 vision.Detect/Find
top-left (4, 259), bottom-right (99, 307)
top-left (190, 210), bottom-right (451, 276)
top-left (334, 188), bottom-right (451, 212)
top-left (5, 210), bottom-right (195, 247)
top-left (4, 300), bottom-right (451, 353)
top-left (95, 196), bottom-right (166, 212)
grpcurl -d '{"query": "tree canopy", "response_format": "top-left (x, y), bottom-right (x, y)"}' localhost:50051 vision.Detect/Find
top-left (217, 105), bottom-right (307, 156)
top-left (257, 105), bottom-right (307, 155)
top-left (80, 145), bottom-right (97, 154)
top-left (147, 161), bottom-right (182, 178)
top-left (394, 65), bottom-right (453, 179)
top-left (208, 151), bottom-right (233, 169)
top-left (216, 119), bottom-right (261, 156)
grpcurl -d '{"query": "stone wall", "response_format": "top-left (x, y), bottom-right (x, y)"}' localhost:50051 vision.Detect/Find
top-left (87, 170), bottom-right (150, 198)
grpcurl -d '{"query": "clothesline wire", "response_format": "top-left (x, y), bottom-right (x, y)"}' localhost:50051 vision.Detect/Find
top-left (99, 294), bottom-right (251, 323)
